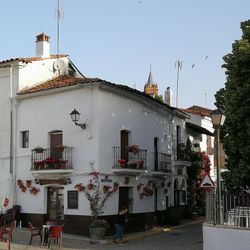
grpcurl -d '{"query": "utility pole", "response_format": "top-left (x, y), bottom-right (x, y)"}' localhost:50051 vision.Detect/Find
top-left (175, 60), bottom-right (183, 108)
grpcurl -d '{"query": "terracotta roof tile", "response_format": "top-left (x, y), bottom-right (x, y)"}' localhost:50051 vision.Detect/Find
top-left (17, 74), bottom-right (177, 113)
top-left (0, 54), bottom-right (68, 65)
top-left (183, 105), bottom-right (213, 117)
top-left (18, 75), bottom-right (101, 95)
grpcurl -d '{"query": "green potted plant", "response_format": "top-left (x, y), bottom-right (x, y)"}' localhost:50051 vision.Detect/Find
top-left (74, 172), bottom-right (119, 239)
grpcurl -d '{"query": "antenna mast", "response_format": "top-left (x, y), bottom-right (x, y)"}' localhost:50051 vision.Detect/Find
top-left (175, 60), bottom-right (183, 108)
top-left (56, 0), bottom-right (61, 57)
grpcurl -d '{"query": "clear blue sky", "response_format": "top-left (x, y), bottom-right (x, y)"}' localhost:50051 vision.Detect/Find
top-left (1, 0), bottom-right (250, 109)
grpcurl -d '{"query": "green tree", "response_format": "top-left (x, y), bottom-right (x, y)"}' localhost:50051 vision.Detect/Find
top-left (215, 20), bottom-right (250, 193)
top-left (155, 94), bottom-right (163, 103)
top-left (185, 139), bottom-right (210, 217)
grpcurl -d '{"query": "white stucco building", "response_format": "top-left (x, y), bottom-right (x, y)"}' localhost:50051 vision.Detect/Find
top-left (181, 106), bottom-right (217, 180)
top-left (0, 33), bottom-right (197, 234)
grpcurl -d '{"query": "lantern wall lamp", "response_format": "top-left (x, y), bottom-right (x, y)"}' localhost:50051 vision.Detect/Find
top-left (70, 108), bottom-right (86, 130)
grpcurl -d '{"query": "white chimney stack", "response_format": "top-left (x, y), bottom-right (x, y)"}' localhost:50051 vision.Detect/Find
top-left (164, 87), bottom-right (173, 106)
top-left (36, 33), bottom-right (50, 58)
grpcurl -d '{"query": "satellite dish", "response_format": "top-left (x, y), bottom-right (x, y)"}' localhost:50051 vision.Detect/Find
top-left (53, 59), bottom-right (66, 74)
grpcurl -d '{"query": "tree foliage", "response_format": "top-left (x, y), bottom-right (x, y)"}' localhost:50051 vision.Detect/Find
top-left (185, 139), bottom-right (211, 216)
top-left (215, 20), bottom-right (250, 193)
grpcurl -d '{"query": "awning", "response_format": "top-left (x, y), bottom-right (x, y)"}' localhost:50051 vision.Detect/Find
top-left (186, 122), bottom-right (214, 136)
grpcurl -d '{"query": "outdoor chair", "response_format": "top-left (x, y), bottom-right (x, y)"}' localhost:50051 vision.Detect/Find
top-left (28, 222), bottom-right (42, 245)
top-left (0, 220), bottom-right (15, 250)
top-left (47, 225), bottom-right (63, 248)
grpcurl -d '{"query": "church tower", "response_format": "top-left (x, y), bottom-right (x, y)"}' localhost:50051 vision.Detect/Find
top-left (144, 68), bottom-right (158, 98)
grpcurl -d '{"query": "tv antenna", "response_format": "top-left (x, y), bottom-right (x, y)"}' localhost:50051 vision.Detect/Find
top-left (55, 0), bottom-right (63, 57)
top-left (175, 60), bottom-right (183, 108)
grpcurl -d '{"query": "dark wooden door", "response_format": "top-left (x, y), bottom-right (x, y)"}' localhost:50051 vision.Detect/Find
top-left (154, 188), bottom-right (157, 211)
top-left (119, 187), bottom-right (129, 209)
top-left (154, 137), bottom-right (159, 171)
top-left (50, 131), bottom-right (63, 159)
top-left (47, 187), bottom-right (64, 222)
top-left (120, 130), bottom-right (129, 162)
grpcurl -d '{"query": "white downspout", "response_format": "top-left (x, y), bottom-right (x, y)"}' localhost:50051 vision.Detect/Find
top-left (9, 65), bottom-right (18, 206)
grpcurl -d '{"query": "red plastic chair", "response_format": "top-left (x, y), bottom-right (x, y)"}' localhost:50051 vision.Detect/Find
top-left (28, 222), bottom-right (42, 245)
top-left (0, 220), bottom-right (15, 250)
top-left (47, 225), bottom-right (63, 248)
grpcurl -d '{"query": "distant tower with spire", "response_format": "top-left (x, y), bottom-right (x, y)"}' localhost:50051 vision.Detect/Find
top-left (144, 66), bottom-right (158, 98)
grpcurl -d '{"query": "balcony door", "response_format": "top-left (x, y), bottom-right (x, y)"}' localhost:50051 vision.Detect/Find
top-left (50, 130), bottom-right (63, 159)
top-left (47, 187), bottom-right (64, 222)
top-left (120, 130), bottom-right (129, 162)
top-left (154, 137), bottom-right (159, 171)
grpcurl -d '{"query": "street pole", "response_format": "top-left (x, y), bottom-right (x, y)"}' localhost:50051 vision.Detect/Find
top-left (216, 128), bottom-right (223, 224)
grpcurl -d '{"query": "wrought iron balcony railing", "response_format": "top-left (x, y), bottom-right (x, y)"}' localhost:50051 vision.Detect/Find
top-left (172, 140), bottom-right (188, 161)
top-left (31, 147), bottom-right (73, 171)
top-left (153, 152), bottom-right (171, 172)
top-left (113, 146), bottom-right (147, 170)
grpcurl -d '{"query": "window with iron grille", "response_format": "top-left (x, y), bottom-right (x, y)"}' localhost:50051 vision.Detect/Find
top-left (21, 131), bottom-right (29, 148)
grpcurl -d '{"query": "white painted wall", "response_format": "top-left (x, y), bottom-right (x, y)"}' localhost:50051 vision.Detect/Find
top-left (18, 57), bottom-right (69, 91)
top-left (14, 84), bottom-right (186, 216)
top-left (203, 223), bottom-right (250, 250)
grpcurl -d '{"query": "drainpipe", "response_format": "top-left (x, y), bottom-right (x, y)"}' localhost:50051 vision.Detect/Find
top-left (9, 65), bottom-right (16, 206)
top-left (9, 65), bottom-right (18, 206)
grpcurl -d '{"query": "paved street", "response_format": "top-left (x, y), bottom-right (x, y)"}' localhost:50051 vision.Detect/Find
top-left (94, 222), bottom-right (203, 250)
top-left (0, 220), bottom-right (203, 250)
top-left (67, 221), bottom-right (203, 250)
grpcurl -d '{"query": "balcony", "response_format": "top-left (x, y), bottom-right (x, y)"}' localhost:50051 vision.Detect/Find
top-left (151, 153), bottom-right (172, 176)
top-left (172, 141), bottom-right (191, 167)
top-left (31, 147), bottom-right (73, 177)
top-left (113, 146), bottom-right (147, 175)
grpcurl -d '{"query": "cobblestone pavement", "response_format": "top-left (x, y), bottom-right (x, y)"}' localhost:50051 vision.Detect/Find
top-left (0, 218), bottom-right (204, 250)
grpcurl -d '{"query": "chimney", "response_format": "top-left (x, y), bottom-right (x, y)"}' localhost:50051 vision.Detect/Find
top-left (164, 87), bottom-right (173, 106)
top-left (36, 33), bottom-right (50, 58)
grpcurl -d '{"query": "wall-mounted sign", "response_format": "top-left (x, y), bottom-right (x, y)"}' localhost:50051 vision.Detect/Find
top-left (39, 178), bottom-right (69, 185)
top-left (67, 190), bottom-right (78, 209)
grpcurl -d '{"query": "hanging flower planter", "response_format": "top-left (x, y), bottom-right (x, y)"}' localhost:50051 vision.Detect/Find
top-left (113, 182), bottom-right (119, 192)
top-left (21, 186), bottom-right (27, 193)
top-left (139, 193), bottom-right (144, 199)
top-left (17, 179), bottom-right (23, 187)
top-left (29, 187), bottom-right (40, 195)
top-left (118, 159), bottom-right (126, 167)
top-left (34, 147), bottom-right (44, 153)
top-left (124, 177), bottom-right (130, 185)
top-left (26, 180), bottom-right (32, 188)
top-left (137, 183), bottom-right (143, 191)
top-left (74, 183), bottom-right (85, 192)
top-left (103, 185), bottom-right (111, 194)
top-left (87, 180), bottom-right (95, 191)
top-left (126, 145), bottom-right (140, 155)
top-left (56, 145), bottom-right (67, 152)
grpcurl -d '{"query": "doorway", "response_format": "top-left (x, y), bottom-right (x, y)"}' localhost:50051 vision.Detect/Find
top-left (120, 130), bottom-right (129, 163)
top-left (119, 186), bottom-right (133, 211)
top-left (47, 187), bottom-right (64, 222)
top-left (154, 137), bottom-right (159, 171)
top-left (50, 131), bottom-right (63, 159)
top-left (174, 179), bottom-right (180, 207)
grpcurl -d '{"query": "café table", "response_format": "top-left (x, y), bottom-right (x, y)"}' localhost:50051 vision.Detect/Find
top-left (42, 224), bottom-right (52, 246)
